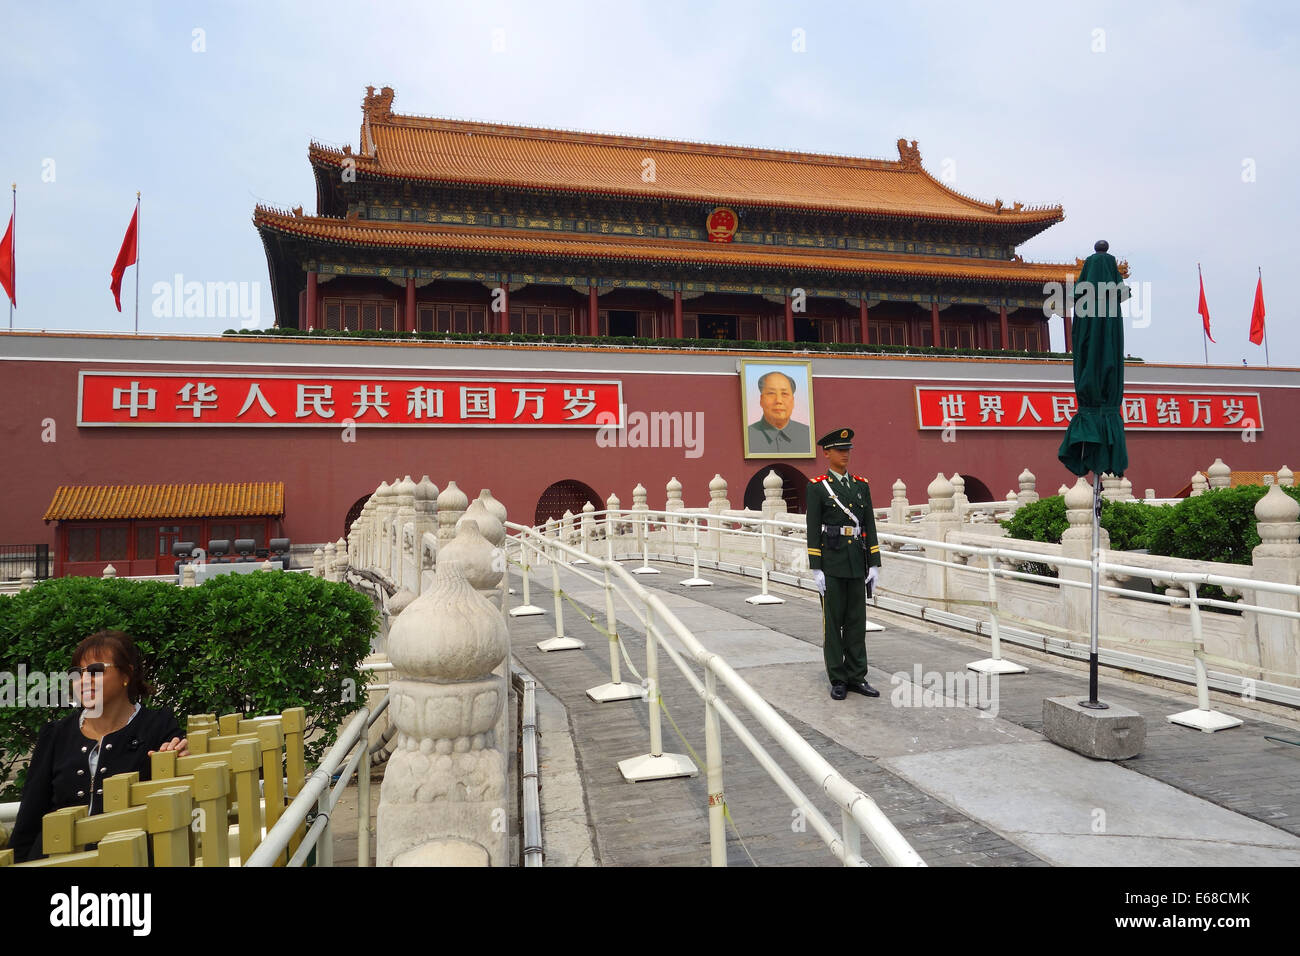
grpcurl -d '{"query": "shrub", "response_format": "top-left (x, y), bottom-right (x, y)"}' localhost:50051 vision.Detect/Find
top-left (1000, 485), bottom-right (1300, 601)
top-left (1144, 485), bottom-right (1300, 565)
top-left (0, 572), bottom-right (376, 800)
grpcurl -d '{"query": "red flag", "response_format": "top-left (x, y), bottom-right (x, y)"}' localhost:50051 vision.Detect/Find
top-left (1249, 275), bottom-right (1266, 345)
top-left (1197, 268), bottom-right (1214, 343)
top-left (110, 206), bottom-right (138, 312)
top-left (0, 212), bottom-right (13, 308)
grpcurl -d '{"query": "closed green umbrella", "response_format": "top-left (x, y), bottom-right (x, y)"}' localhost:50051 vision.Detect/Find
top-left (1058, 240), bottom-right (1130, 708)
top-left (1059, 240), bottom-right (1129, 478)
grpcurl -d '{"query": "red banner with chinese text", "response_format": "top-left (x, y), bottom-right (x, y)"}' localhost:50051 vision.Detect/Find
top-left (78, 372), bottom-right (624, 427)
top-left (915, 387), bottom-right (1262, 431)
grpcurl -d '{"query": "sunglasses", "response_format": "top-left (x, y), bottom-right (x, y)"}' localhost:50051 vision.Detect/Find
top-left (69, 663), bottom-right (119, 679)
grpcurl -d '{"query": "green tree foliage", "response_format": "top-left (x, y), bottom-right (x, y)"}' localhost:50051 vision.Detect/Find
top-left (0, 572), bottom-right (376, 800)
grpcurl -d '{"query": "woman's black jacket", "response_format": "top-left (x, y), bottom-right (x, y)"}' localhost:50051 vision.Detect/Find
top-left (9, 707), bottom-right (182, 862)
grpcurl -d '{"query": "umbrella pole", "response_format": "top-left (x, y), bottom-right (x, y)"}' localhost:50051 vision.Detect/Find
top-left (1081, 471), bottom-right (1108, 709)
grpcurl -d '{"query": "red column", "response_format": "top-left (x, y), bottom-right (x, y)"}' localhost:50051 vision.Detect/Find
top-left (673, 290), bottom-right (683, 338)
top-left (589, 285), bottom-right (599, 337)
top-left (860, 299), bottom-right (870, 344)
top-left (1063, 305), bottom-right (1073, 353)
top-left (405, 277), bottom-right (416, 332)
top-left (305, 269), bottom-right (318, 331)
top-left (498, 281), bottom-right (510, 335)
top-left (930, 302), bottom-right (940, 347)
top-left (998, 305), bottom-right (1009, 351)
top-left (784, 295), bottom-right (794, 342)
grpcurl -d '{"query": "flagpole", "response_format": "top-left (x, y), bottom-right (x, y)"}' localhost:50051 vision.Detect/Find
top-left (1198, 263), bottom-right (1208, 364)
top-left (7, 184), bottom-right (13, 332)
top-left (134, 192), bottom-right (140, 335)
top-left (1260, 267), bottom-right (1270, 367)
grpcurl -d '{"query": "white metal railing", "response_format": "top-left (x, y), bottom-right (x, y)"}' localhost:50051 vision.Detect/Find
top-left (245, 690), bottom-right (389, 867)
top-left (525, 508), bottom-right (1300, 719)
top-left (505, 519), bottom-right (926, 867)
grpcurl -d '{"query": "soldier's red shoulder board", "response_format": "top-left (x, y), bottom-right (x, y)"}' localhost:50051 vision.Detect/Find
top-left (810, 475), bottom-right (828, 483)
top-left (854, 474), bottom-right (869, 482)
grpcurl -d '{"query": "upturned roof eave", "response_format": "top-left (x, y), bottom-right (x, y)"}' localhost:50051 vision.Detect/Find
top-left (304, 150), bottom-right (1064, 230)
top-left (253, 214), bottom-right (1072, 288)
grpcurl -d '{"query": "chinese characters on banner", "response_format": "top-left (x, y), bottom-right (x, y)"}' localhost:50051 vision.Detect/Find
top-left (78, 372), bottom-right (624, 427)
top-left (915, 387), bottom-right (1263, 431)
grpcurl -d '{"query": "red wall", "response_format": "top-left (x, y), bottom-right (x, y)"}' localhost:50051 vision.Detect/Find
top-left (1, 338), bottom-right (1295, 555)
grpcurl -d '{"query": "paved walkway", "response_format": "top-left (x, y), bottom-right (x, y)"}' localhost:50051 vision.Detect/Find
top-left (504, 559), bottom-right (1300, 867)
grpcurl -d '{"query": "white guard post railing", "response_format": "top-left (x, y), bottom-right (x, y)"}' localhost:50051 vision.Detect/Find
top-left (522, 508), bottom-right (1300, 731)
top-left (245, 687), bottom-right (390, 867)
top-left (505, 519), bottom-right (926, 867)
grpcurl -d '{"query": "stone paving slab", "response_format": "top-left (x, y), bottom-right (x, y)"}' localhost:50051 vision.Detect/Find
top-left (881, 741), bottom-right (1300, 867)
top-left (658, 627), bottom-right (824, 669)
top-left (740, 660), bottom-right (1041, 759)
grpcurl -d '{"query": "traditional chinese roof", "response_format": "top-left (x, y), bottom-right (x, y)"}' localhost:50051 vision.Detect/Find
top-left (254, 206), bottom-right (1075, 285)
top-left (43, 482), bottom-right (285, 521)
top-left (306, 86), bottom-right (1063, 226)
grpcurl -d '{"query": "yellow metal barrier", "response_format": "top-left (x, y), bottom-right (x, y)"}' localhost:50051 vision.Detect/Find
top-left (1, 706), bottom-right (307, 868)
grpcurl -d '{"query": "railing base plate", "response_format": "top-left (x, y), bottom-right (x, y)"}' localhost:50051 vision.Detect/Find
top-left (968, 657), bottom-right (1028, 675)
top-left (1167, 708), bottom-right (1243, 733)
top-left (745, 594), bottom-right (785, 605)
top-left (632, 566), bottom-right (661, 574)
top-left (587, 681), bottom-right (644, 703)
top-left (680, 577), bottom-right (713, 587)
top-left (618, 752), bottom-right (698, 782)
top-left (510, 605), bottom-right (545, 617)
top-left (537, 636), bottom-right (586, 652)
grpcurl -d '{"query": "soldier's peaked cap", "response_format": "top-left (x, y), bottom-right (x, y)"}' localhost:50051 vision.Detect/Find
top-left (817, 428), bottom-right (854, 450)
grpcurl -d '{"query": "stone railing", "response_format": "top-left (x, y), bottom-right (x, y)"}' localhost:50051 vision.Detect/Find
top-left (532, 471), bottom-right (1300, 698)
top-left (339, 475), bottom-right (515, 867)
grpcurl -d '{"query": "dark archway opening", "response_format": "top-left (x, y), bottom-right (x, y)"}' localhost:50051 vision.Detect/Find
top-left (742, 464), bottom-right (809, 513)
top-left (344, 494), bottom-right (371, 540)
top-left (535, 479), bottom-right (603, 527)
top-left (960, 475), bottom-right (995, 502)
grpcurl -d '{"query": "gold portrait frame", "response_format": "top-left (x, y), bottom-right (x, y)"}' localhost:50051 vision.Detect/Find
top-left (740, 359), bottom-right (816, 459)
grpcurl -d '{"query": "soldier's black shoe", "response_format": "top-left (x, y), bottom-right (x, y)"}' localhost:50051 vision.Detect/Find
top-left (830, 681), bottom-right (847, 700)
top-left (846, 680), bottom-right (880, 698)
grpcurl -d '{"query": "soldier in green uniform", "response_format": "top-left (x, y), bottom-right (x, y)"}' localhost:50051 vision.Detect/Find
top-left (806, 428), bottom-right (882, 700)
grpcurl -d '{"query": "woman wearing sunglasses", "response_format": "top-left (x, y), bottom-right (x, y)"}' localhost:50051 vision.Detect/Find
top-left (8, 630), bottom-right (188, 862)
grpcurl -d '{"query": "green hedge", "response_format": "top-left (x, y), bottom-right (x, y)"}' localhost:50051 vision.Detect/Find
top-left (0, 572), bottom-right (376, 800)
top-left (1144, 486), bottom-right (1300, 565)
top-left (1000, 486), bottom-right (1300, 587)
top-left (221, 327), bottom-right (1113, 362)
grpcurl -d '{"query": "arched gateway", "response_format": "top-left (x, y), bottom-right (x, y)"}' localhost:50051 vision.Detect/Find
top-left (534, 480), bottom-right (602, 527)
top-left (743, 464), bottom-right (809, 513)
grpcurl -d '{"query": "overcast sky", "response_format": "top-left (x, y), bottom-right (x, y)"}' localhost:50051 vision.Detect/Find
top-left (2, 0), bottom-right (1295, 366)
